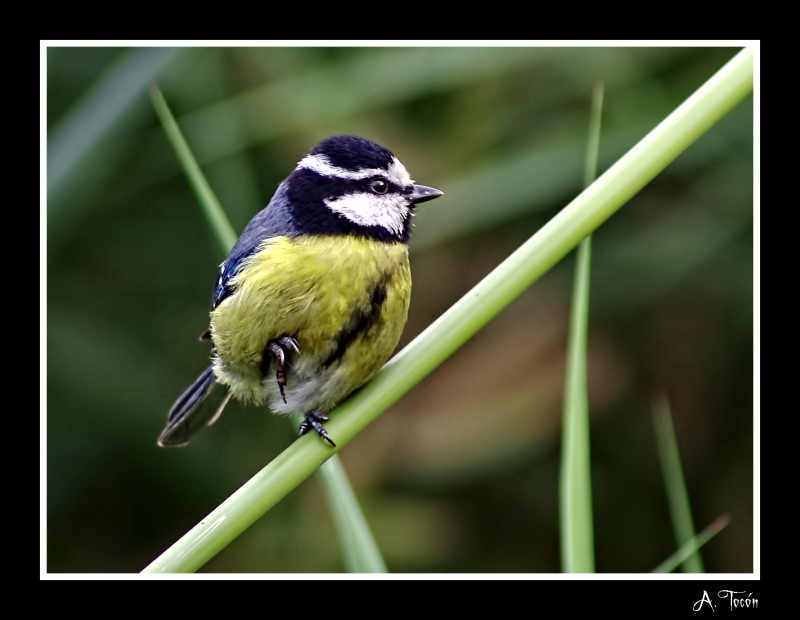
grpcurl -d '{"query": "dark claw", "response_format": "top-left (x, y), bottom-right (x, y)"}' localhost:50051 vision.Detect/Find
top-left (278, 336), bottom-right (300, 355)
top-left (268, 342), bottom-right (285, 366)
top-left (298, 411), bottom-right (336, 447)
top-left (263, 337), bottom-right (299, 404)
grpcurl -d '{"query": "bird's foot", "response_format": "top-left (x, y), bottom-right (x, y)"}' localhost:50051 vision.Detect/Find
top-left (298, 410), bottom-right (336, 447)
top-left (263, 336), bottom-right (300, 404)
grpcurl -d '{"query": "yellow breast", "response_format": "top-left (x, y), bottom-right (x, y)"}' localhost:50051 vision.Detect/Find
top-left (210, 235), bottom-right (411, 413)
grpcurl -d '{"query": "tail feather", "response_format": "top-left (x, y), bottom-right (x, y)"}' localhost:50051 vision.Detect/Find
top-left (158, 365), bottom-right (230, 447)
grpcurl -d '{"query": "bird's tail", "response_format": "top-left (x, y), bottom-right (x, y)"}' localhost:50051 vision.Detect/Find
top-left (158, 364), bottom-right (232, 447)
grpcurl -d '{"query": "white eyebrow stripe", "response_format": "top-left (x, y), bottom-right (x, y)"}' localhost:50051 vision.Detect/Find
top-left (297, 154), bottom-right (386, 181)
top-left (297, 153), bottom-right (412, 188)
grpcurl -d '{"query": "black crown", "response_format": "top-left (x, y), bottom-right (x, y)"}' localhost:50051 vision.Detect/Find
top-left (309, 136), bottom-right (395, 172)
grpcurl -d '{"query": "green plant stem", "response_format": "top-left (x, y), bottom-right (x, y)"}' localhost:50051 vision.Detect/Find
top-left (652, 515), bottom-right (730, 573)
top-left (317, 457), bottom-right (387, 573)
top-left (560, 235), bottom-right (594, 572)
top-left (583, 83), bottom-right (604, 190)
top-left (149, 85), bottom-right (238, 252)
top-left (142, 47), bottom-right (753, 574)
top-left (653, 396), bottom-right (704, 572)
top-left (560, 82), bottom-right (603, 573)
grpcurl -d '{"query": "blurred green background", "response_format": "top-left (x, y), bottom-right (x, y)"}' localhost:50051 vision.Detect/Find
top-left (46, 46), bottom-right (754, 573)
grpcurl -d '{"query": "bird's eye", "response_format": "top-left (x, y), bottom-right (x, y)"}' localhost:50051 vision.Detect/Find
top-left (370, 179), bottom-right (388, 194)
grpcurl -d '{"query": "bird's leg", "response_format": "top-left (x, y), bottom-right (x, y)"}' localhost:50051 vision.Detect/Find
top-left (261, 336), bottom-right (300, 404)
top-left (298, 410), bottom-right (336, 447)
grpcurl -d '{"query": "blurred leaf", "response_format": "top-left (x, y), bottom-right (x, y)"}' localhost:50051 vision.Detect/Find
top-left (653, 396), bottom-right (704, 572)
top-left (47, 47), bottom-right (185, 230)
top-left (164, 48), bottom-right (548, 161)
top-left (412, 111), bottom-right (750, 252)
top-left (592, 204), bottom-right (748, 316)
top-left (652, 515), bottom-right (729, 573)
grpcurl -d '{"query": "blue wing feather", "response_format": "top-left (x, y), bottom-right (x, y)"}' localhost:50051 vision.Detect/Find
top-left (211, 181), bottom-right (299, 311)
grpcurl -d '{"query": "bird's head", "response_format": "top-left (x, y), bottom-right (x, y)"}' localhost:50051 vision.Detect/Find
top-left (286, 135), bottom-right (443, 243)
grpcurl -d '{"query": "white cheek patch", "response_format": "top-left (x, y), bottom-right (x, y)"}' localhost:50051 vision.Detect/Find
top-left (324, 192), bottom-right (410, 235)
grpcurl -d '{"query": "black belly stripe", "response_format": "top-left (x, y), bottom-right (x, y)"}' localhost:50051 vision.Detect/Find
top-left (322, 272), bottom-right (391, 368)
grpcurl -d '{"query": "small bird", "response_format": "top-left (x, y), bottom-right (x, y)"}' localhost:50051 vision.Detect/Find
top-left (159, 136), bottom-right (443, 448)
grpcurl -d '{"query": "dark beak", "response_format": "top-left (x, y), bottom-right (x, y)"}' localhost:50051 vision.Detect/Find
top-left (409, 184), bottom-right (443, 205)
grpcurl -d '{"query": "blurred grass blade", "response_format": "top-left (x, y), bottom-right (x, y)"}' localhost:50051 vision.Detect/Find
top-left (148, 85), bottom-right (238, 252)
top-left (148, 87), bottom-right (386, 573)
top-left (653, 395), bottom-right (704, 572)
top-left (583, 84), bottom-right (604, 190)
top-left (142, 48), bottom-right (753, 574)
top-left (317, 457), bottom-right (387, 573)
top-left (111, 52), bottom-right (752, 254)
top-left (119, 48), bottom-right (554, 204)
top-left (560, 82), bottom-right (603, 573)
top-left (652, 515), bottom-right (730, 573)
top-left (165, 48), bottom-right (546, 164)
top-left (47, 47), bottom-right (182, 228)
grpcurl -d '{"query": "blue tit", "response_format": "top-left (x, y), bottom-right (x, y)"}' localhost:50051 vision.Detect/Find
top-left (158, 135), bottom-right (443, 448)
